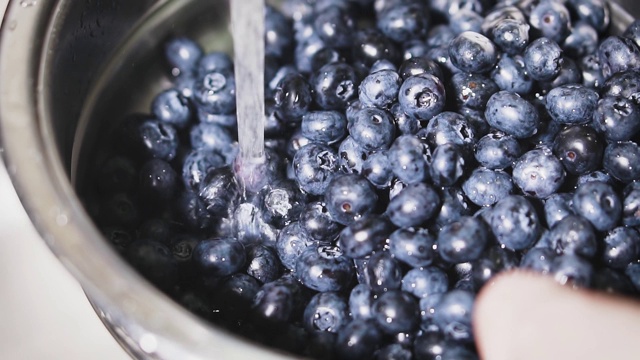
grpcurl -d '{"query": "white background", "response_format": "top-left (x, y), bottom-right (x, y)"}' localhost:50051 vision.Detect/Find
top-left (0, 0), bottom-right (128, 358)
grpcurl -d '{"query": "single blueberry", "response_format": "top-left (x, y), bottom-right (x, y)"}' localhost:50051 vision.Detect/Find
top-left (598, 35), bottom-right (640, 79)
top-left (448, 31), bottom-right (498, 74)
top-left (543, 193), bottom-right (575, 228)
top-left (301, 110), bottom-right (348, 145)
top-left (462, 167), bottom-right (513, 207)
top-left (491, 54), bottom-right (533, 95)
top-left (349, 283), bottom-right (374, 320)
top-left (312, 62), bottom-right (358, 110)
top-left (520, 247), bottom-right (557, 274)
top-left (365, 251), bottom-right (403, 293)
top-left (372, 290), bottom-right (420, 334)
top-left (193, 69), bottom-right (236, 115)
top-left (358, 69), bottom-right (402, 109)
top-left (572, 181), bottom-right (622, 232)
top-left (602, 227), bottom-right (640, 269)
top-left (551, 253), bottom-right (593, 288)
top-left (348, 108), bottom-right (396, 151)
top-left (151, 88), bottom-right (192, 128)
top-left (552, 125), bottom-right (603, 176)
top-left (512, 148), bottom-right (565, 199)
top-left (488, 195), bottom-right (542, 250)
top-left (429, 143), bottom-right (466, 187)
top-left (125, 239), bottom-right (179, 291)
top-left (547, 215), bottom-right (597, 258)
top-left (386, 182), bottom-right (441, 229)
top-left (293, 143), bottom-right (339, 196)
top-left (198, 166), bottom-right (240, 217)
top-left (474, 131), bottom-right (522, 170)
top-left (276, 221), bottom-right (314, 271)
top-left (339, 215), bottom-right (394, 259)
top-left (376, 2), bottom-right (429, 43)
top-left (603, 141), bottom-right (640, 183)
top-left (192, 238), bottom-right (246, 278)
top-left (523, 37), bottom-right (563, 81)
top-left (361, 150), bottom-right (394, 189)
top-left (388, 134), bottom-right (430, 184)
top-left (303, 292), bottom-right (349, 333)
top-left (485, 91), bottom-right (540, 139)
top-left (401, 267), bottom-right (449, 299)
top-left (437, 216), bottom-right (489, 264)
top-left (334, 319), bottom-right (383, 360)
top-left (388, 227), bottom-right (436, 268)
top-left (164, 36), bottom-right (202, 76)
top-left (398, 73), bottom-right (446, 120)
top-left (324, 173), bottom-right (378, 225)
top-left (181, 148), bottom-right (225, 190)
top-left (296, 244), bottom-right (355, 292)
top-left (432, 290), bottom-right (475, 343)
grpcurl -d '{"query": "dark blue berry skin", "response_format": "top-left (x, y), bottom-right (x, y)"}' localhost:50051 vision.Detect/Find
top-left (593, 267), bottom-right (638, 296)
top-left (324, 173), bottom-right (378, 225)
top-left (377, 2), bottom-right (429, 43)
top-left (623, 182), bottom-right (640, 227)
top-left (448, 31), bottom-right (498, 74)
top-left (152, 88), bottom-right (191, 128)
top-left (490, 18), bottom-right (530, 55)
top-left (339, 215), bottom-right (394, 259)
top-left (349, 108), bottom-right (396, 151)
top-left (369, 59), bottom-right (397, 74)
top-left (491, 54), bottom-right (533, 95)
top-left (432, 187), bottom-right (475, 230)
top-left (252, 276), bottom-right (304, 323)
top-left (335, 319), bottom-right (383, 360)
top-left (602, 227), bottom-right (640, 269)
top-left (337, 136), bottom-right (369, 175)
top-left (462, 168), bottom-right (513, 207)
top-left (545, 85), bottom-right (599, 125)
top-left (572, 181), bottom-right (622, 232)
top-left (626, 262), bottom-right (640, 292)
top-left (196, 51), bottom-right (233, 77)
top-left (419, 111), bottom-right (477, 149)
top-left (362, 151), bottom-right (393, 189)
top-left (547, 215), bottom-right (597, 258)
top-left (485, 91), bottom-right (540, 139)
top-left (433, 290), bottom-right (475, 343)
top-left (427, 46), bottom-right (461, 77)
top-left (295, 31), bottom-right (326, 74)
top-left (299, 201), bottom-right (343, 243)
top-left (246, 244), bottom-right (282, 284)
top-left (449, 9), bottom-right (483, 35)
top-left (545, 55), bottom-right (581, 89)
top-left (193, 70), bottom-right (236, 115)
top-left (175, 191), bottom-right (213, 232)
top-left (189, 122), bottom-right (235, 158)
top-left (365, 251), bottom-right (403, 293)
top-left (374, 344), bottom-right (412, 360)
top-left (429, 143), bottom-right (466, 187)
top-left (259, 179), bottom-right (308, 229)
top-left (437, 216), bottom-right (489, 264)
top-left (552, 125), bottom-right (603, 176)
top-left (386, 182), bottom-right (441, 228)
top-left (520, 247), bottom-right (557, 274)
top-left (563, 21), bottom-right (599, 59)
top-left (97, 156), bottom-right (137, 195)
top-left (624, 18), bottom-right (640, 47)
top-left (197, 108), bottom-right (237, 128)
top-left (601, 70), bottom-right (640, 105)
top-left (450, 72), bottom-right (499, 110)
top-left (164, 37), bottom-right (202, 76)
top-left (293, 143), bottom-right (339, 196)
top-left (388, 134), bottom-right (429, 184)
top-left (312, 62), bottom-right (358, 110)
top-left (471, 245), bottom-right (519, 287)
top-left (265, 5), bottom-right (294, 59)
top-left (512, 148), bottom-right (565, 199)
top-left (474, 131), bottom-right (522, 170)
top-left (358, 69), bottom-right (401, 109)
top-left (401, 267), bottom-right (449, 299)
top-left (398, 73), bottom-right (446, 120)
top-left (388, 228), bottom-right (436, 268)
top-left (398, 57), bottom-right (444, 81)
top-left (274, 73), bottom-right (313, 124)
top-left (126, 239), bottom-right (179, 291)
top-left (523, 37), bottom-right (563, 82)
top-left (577, 170), bottom-right (614, 187)
top-left (440, 344), bottom-right (479, 360)
top-left (118, 116), bottom-right (179, 162)
top-left (489, 195), bottom-right (542, 250)
top-left (579, 53), bottom-right (606, 89)
top-left (551, 253), bottom-right (593, 288)
top-left (219, 273), bottom-right (261, 305)
top-left (544, 193), bottom-right (574, 228)
top-left (301, 111), bottom-right (348, 145)
top-left (296, 245), bottom-right (355, 292)
top-left (529, 0), bottom-right (571, 43)
top-left (231, 202), bottom-right (278, 246)
top-left (314, 5), bottom-right (356, 48)
top-left (567, 0), bottom-right (610, 32)
top-left (593, 96), bottom-right (640, 142)
top-left (193, 238), bottom-right (246, 278)
top-left (372, 290), bottom-right (420, 334)
top-left (603, 141), bottom-right (640, 183)
top-left (99, 192), bottom-right (140, 228)
top-left (138, 158), bottom-right (178, 205)
top-left (349, 284), bottom-right (374, 320)
top-left (276, 222), bottom-right (314, 271)
top-left (303, 292), bottom-right (349, 333)
top-left (198, 166), bottom-right (240, 217)
top-left (413, 331), bottom-right (449, 360)
top-left (351, 28), bottom-right (402, 69)
top-left (181, 149), bottom-right (225, 190)
top-left (598, 36), bottom-right (640, 79)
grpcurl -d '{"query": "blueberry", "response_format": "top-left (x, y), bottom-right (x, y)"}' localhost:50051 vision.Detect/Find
top-left (401, 267), bottom-right (449, 299)
top-left (520, 247), bottom-right (557, 274)
top-left (429, 143), bottom-right (466, 187)
top-left (365, 251), bottom-right (403, 293)
top-left (388, 227), bottom-right (436, 268)
top-left (603, 141), bottom-right (640, 183)
top-left (449, 72), bottom-right (499, 110)
top-left (164, 36), bottom-right (202, 76)
top-left (324, 173), bottom-right (378, 225)
top-left (488, 195), bottom-right (542, 250)
top-left (471, 245), bottom-right (519, 287)
top-left (337, 136), bottom-right (370, 175)
top-left (437, 216), bottom-right (489, 264)
top-left (523, 37), bottom-right (563, 81)
top-left (117, 116), bottom-right (179, 162)
top-left (592, 267), bottom-right (638, 296)
top-left (388, 134), bottom-right (429, 184)
top-left (358, 69), bottom-right (402, 109)
top-left (349, 284), bottom-right (374, 320)
top-left (276, 222), bottom-right (314, 271)
top-left (566, 0), bottom-right (610, 32)
top-left (552, 125), bottom-right (603, 176)
top-left (601, 70), bottom-right (640, 105)
top-left (265, 5), bottom-right (294, 59)
top-left (231, 202), bottom-right (279, 245)
top-left (485, 91), bottom-right (540, 139)
top-left (314, 5), bottom-right (356, 48)
top-left (623, 182), bottom-right (640, 226)
top-left (373, 344), bottom-right (412, 360)
top-left (547, 215), bottom-right (597, 258)
top-left (432, 187), bottom-right (476, 230)
top-left (432, 290), bottom-right (475, 343)
top-left (274, 73), bottom-right (313, 124)
top-left (138, 158), bottom-right (178, 205)
top-left (303, 292), bottom-right (349, 333)
top-left (296, 245), bottom-right (355, 292)
top-left (198, 166), bottom-right (240, 217)
top-left (563, 21), bottom-right (599, 59)
top-left (219, 273), bottom-right (261, 305)
top-left (543, 192), bottom-right (575, 228)
top-left (293, 143), bottom-right (339, 195)
top-left (490, 18), bottom-right (530, 55)
top-left (335, 319), bottom-right (383, 360)
top-left (512, 148), bottom-right (565, 199)
top-left (449, 9), bottom-right (483, 35)
top-left (372, 290), bottom-right (420, 334)
top-left (418, 111), bottom-right (477, 149)
top-left (152, 88), bottom-right (192, 128)
top-left (361, 151), bottom-right (394, 189)
top-left (377, 2), bottom-right (429, 42)
top-left (462, 167), bottom-right (513, 207)
top-left (181, 149), bottom-right (225, 190)
top-left (598, 36), bottom-right (640, 79)
top-left (175, 191), bottom-right (214, 232)
top-left (193, 238), bottom-right (246, 278)
top-left (196, 51), bottom-right (233, 77)
top-left (252, 276), bottom-right (304, 323)
top-left (551, 253), bottom-right (593, 288)
top-left (572, 181), bottom-right (622, 232)
top-left (448, 31), bottom-right (497, 74)
top-left (259, 179), bottom-right (308, 228)
top-left (246, 244), bottom-right (282, 284)
top-left (398, 57), bottom-right (444, 81)
top-left (339, 215), bottom-right (394, 259)
top-left (126, 239), bottom-right (179, 290)
top-left (301, 110), bottom-right (348, 145)
top-left (351, 28), bottom-right (401, 68)
top-left (348, 108), bottom-right (396, 151)
top-left (529, 0), bottom-right (571, 43)
top-left (193, 69), bottom-right (236, 115)
top-left (592, 96), bottom-right (640, 141)
top-left (312, 62), bottom-right (358, 110)
top-left (545, 85), bottom-right (598, 125)
top-left (602, 227), bottom-right (640, 269)
top-left (474, 131), bottom-right (522, 170)
top-left (626, 262), bottom-right (640, 292)
top-left (579, 53), bottom-right (606, 89)
top-left (386, 182), bottom-right (441, 228)
top-left (398, 73), bottom-right (446, 120)
top-left (189, 122), bottom-right (235, 158)
top-left (299, 201), bottom-right (343, 243)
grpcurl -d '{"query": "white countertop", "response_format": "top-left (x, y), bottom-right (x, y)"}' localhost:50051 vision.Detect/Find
top-left (0, 1), bottom-right (128, 358)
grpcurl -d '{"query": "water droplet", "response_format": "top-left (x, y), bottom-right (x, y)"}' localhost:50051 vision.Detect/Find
top-left (20, 0), bottom-right (37, 7)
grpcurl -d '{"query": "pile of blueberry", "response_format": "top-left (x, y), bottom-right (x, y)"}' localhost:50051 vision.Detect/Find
top-left (88, 0), bottom-right (640, 358)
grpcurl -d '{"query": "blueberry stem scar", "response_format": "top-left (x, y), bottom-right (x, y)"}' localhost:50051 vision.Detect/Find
top-left (231, 0), bottom-right (266, 192)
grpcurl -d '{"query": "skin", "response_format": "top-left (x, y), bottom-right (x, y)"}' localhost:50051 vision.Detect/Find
top-left (474, 270), bottom-right (640, 360)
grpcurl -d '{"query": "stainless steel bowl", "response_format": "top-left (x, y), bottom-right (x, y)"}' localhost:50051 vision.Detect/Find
top-left (0, 0), bottom-right (638, 359)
